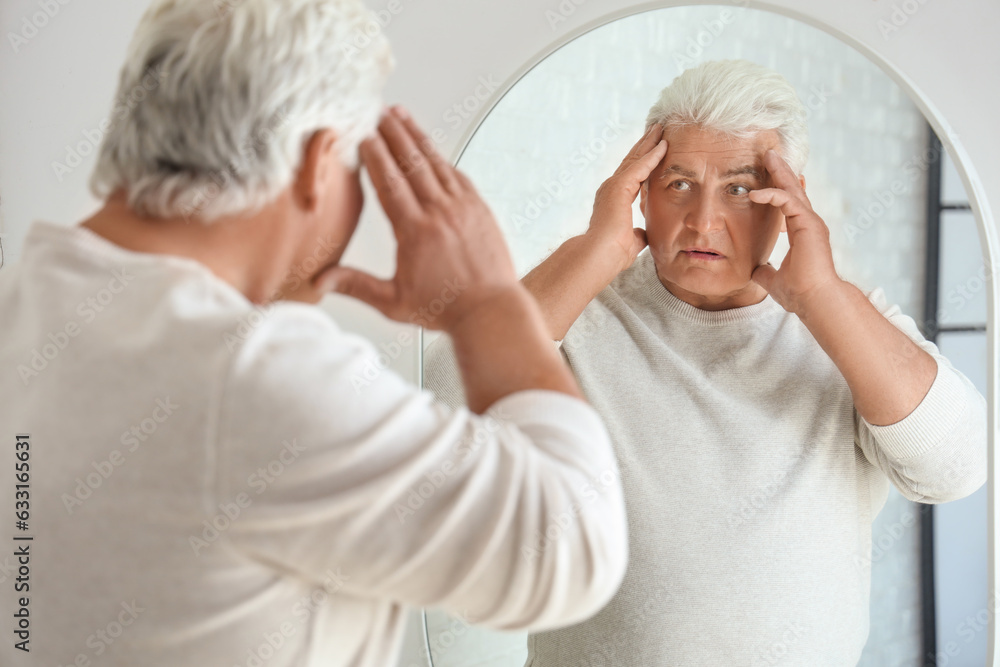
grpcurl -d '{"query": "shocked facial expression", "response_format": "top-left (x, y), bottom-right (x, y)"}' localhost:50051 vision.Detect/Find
top-left (640, 124), bottom-right (794, 310)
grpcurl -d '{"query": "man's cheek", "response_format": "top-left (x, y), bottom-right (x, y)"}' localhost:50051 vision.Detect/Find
top-left (644, 214), bottom-right (673, 248)
top-left (750, 214), bottom-right (781, 260)
top-left (748, 242), bottom-right (771, 271)
top-left (644, 233), bottom-right (669, 262)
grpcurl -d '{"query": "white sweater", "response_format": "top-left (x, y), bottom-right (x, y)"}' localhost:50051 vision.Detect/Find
top-left (425, 248), bottom-right (987, 666)
top-left (0, 221), bottom-right (629, 667)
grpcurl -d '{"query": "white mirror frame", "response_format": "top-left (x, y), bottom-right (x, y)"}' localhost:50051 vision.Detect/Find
top-left (381, 0), bottom-right (999, 662)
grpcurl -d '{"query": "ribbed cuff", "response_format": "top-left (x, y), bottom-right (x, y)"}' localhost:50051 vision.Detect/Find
top-left (860, 356), bottom-right (971, 460)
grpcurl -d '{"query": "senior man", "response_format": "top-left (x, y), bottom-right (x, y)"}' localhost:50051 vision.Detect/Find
top-left (425, 59), bottom-right (987, 665)
top-left (0, 1), bottom-right (631, 665)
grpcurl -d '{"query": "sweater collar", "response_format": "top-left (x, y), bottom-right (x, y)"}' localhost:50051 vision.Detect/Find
top-left (26, 220), bottom-right (223, 279)
top-left (633, 250), bottom-right (785, 325)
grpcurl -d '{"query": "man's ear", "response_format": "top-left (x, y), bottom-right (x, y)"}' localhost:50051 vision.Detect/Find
top-left (799, 173), bottom-right (806, 191)
top-left (639, 180), bottom-right (648, 218)
top-left (293, 128), bottom-right (339, 212)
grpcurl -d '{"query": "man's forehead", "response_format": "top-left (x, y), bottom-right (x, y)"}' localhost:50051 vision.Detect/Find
top-left (648, 125), bottom-right (782, 183)
top-left (664, 124), bottom-right (778, 149)
top-left (656, 159), bottom-right (766, 181)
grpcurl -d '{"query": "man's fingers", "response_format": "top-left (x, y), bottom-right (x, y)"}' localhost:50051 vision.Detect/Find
top-left (631, 227), bottom-right (648, 255)
top-left (762, 149), bottom-right (797, 186)
top-left (393, 107), bottom-right (462, 195)
top-left (314, 265), bottom-right (398, 316)
top-left (762, 149), bottom-right (809, 205)
top-left (748, 187), bottom-right (807, 222)
top-left (605, 138), bottom-right (667, 203)
top-left (747, 188), bottom-right (805, 217)
top-left (379, 108), bottom-right (448, 203)
top-left (359, 131), bottom-right (421, 225)
top-left (630, 123), bottom-right (663, 157)
top-left (592, 137), bottom-right (665, 214)
top-left (613, 124), bottom-right (664, 177)
top-left (751, 262), bottom-right (778, 291)
top-left (452, 168), bottom-right (476, 192)
top-left (623, 138), bottom-right (667, 184)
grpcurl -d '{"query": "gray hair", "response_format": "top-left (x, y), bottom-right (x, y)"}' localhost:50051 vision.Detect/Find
top-left (89, 0), bottom-right (394, 222)
top-left (645, 59), bottom-right (809, 176)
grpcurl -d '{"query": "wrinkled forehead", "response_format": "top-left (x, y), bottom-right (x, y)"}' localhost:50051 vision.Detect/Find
top-left (653, 125), bottom-right (781, 181)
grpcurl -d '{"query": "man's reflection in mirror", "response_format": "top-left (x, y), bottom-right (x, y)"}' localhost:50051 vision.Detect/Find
top-left (425, 59), bottom-right (987, 665)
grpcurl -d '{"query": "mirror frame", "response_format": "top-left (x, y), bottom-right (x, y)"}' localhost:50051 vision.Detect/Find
top-left (381, 0), bottom-right (999, 663)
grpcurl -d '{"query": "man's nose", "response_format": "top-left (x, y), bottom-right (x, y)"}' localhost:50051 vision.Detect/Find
top-left (683, 191), bottom-right (725, 233)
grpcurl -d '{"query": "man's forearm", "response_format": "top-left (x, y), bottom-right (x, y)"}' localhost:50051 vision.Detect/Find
top-left (521, 232), bottom-right (624, 341)
top-left (797, 279), bottom-right (938, 426)
top-left (446, 285), bottom-right (583, 414)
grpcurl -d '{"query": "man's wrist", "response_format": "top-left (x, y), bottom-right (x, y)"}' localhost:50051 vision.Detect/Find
top-left (579, 229), bottom-right (633, 277)
top-left (442, 284), bottom-right (536, 338)
top-left (795, 277), bottom-right (855, 325)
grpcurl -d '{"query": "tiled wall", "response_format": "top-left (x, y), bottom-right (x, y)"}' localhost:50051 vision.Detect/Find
top-left (408, 5), bottom-right (941, 666)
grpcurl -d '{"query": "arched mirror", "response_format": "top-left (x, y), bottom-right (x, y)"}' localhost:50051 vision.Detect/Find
top-left (418, 4), bottom-right (992, 666)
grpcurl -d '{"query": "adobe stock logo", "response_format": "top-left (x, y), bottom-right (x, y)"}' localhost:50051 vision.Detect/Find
top-left (7, 0), bottom-right (73, 54)
top-left (61, 397), bottom-right (180, 514)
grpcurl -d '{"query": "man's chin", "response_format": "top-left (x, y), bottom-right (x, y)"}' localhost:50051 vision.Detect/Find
top-left (656, 265), bottom-right (727, 295)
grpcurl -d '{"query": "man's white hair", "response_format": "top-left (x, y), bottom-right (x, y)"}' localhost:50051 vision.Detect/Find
top-left (645, 59), bottom-right (809, 176)
top-left (89, 0), bottom-right (394, 222)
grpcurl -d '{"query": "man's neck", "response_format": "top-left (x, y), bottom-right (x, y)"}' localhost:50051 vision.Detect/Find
top-left (656, 274), bottom-right (770, 311)
top-left (79, 194), bottom-right (295, 305)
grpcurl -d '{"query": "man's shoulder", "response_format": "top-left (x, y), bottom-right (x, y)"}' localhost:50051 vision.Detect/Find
top-left (214, 299), bottom-right (353, 357)
top-left (565, 277), bottom-right (649, 351)
top-left (592, 249), bottom-right (661, 315)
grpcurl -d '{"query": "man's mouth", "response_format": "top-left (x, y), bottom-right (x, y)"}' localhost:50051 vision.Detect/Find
top-left (682, 248), bottom-right (725, 261)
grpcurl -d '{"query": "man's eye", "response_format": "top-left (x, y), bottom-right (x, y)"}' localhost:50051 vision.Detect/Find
top-left (729, 184), bottom-right (750, 196)
top-left (670, 180), bottom-right (691, 191)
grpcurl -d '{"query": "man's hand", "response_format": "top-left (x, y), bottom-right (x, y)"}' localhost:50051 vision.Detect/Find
top-left (749, 148), bottom-right (939, 426)
top-left (313, 105), bottom-right (584, 412)
top-left (312, 106), bottom-right (519, 332)
top-left (520, 124), bottom-right (667, 341)
top-left (586, 123), bottom-right (667, 273)
top-left (747, 149), bottom-right (842, 315)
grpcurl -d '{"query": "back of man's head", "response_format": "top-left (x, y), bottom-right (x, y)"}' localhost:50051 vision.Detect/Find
top-left (645, 59), bottom-right (809, 175)
top-left (89, 0), bottom-right (394, 223)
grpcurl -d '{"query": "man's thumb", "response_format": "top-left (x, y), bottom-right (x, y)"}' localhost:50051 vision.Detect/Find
top-left (314, 266), bottom-right (396, 314)
top-left (751, 262), bottom-right (777, 290)
top-left (629, 227), bottom-right (648, 262)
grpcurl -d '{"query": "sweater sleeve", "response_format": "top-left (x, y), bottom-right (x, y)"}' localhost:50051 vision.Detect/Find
top-left (852, 287), bottom-right (987, 504)
top-left (423, 334), bottom-right (566, 410)
top-left (216, 305), bottom-right (628, 632)
top-left (423, 333), bottom-right (467, 410)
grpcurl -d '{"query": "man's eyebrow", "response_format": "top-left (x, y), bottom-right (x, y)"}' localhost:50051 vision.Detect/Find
top-left (657, 164), bottom-right (698, 180)
top-left (657, 164), bottom-right (765, 181)
top-left (721, 164), bottom-right (764, 180)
